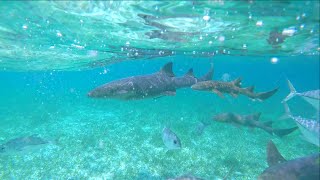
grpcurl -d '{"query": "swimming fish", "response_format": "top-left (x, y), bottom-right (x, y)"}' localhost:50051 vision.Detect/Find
top-left (258, 140), bottom-right (319, 180)
top-left (162, 127), bottom-right (182, 150)
top-left (282, 79), bottom-right (320, 112)
top-left (0, 135), bottom-right (48, 153)
top-left (213, 112), bottom-right (297, 137)
top-left (191, 78), bottom-right (278, 101)
top-left (88, 62), bottom-right (213, 100)
top-left (283, 102), bottom-right (319, 146)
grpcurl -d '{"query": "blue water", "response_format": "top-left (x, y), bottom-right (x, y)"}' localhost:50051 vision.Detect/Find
top-left (0, 55), bottom-right (318, 179)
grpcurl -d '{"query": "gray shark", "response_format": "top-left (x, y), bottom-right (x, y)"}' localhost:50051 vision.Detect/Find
top-left (283, 102), bottom-right (319, 146)
top-left (191, 78), bottom-right (279, 101)
top-left (258, 140), bottom-right (319, 180)
top-left (213, 112), bottom-right (298, 137)
top-left (0, 135), bottom-right (48, 153)
top-left (282, 79), bottom-right (319, 112)
top-left (88, 62), bottom-right (213, 100)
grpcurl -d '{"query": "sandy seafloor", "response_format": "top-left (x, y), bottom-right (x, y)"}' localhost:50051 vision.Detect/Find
top-left (0, 56), bottom-right (319, 179)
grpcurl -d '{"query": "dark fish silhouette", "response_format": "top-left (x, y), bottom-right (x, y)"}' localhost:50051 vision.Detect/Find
top-left (191, 78), bottom-right (278, 101)
top-left (258, 140), bottom-right (320, 180)
top-left (88, 62), bottom-right (213, 100)
top-left (0, 135), bottom-right (48, 153)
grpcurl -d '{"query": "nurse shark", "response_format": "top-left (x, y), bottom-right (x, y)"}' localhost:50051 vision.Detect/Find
top-left (191, 78), bottom-right (279, 101)
top-left (88, 62), bottom-right (213, 100)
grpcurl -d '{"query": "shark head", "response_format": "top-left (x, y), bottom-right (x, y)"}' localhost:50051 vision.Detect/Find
top-left (87, 80), bottom-right (136, 99)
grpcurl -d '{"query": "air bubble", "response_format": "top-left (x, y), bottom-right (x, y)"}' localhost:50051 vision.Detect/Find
top-left (203, 15), bottom-right (210, 21)
top-left (270, 57), bottom-right (279, 64)
top-left (256, 21), bottom-right (263, 26)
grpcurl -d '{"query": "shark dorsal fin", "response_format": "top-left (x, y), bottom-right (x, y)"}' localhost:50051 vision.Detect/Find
top-left (233, 77), bottom-right (242, 87)
top-left (267, 140), bottom-right (287, 167)
top-left (160, 62), bottom-right (175, 77)
top-left (185, 68), bottom-right (194, 77)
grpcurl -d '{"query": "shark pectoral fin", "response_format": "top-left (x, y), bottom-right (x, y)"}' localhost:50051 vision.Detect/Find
top-left (266, 140), bottom-right (287, 167)
top-left (163, 90), bottom-right (176, 96)
top-left (230, 93), bottom-right (238, 98)
top-left (213, 90), bottom-right (224, 98)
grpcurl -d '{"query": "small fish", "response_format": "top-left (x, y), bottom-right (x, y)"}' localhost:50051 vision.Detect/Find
top-left (258, 140), bottom-right (320, 180)
top-left (0, 135), bottom-right (48, 153)
top-left (282, 79), bottom-right (320, 112)
top-left (267, 30), bottom-right (287, 45)
top-left (283, 103), bottom-right (319, 146)
top-left (162, 127), bottom-right (181, 150)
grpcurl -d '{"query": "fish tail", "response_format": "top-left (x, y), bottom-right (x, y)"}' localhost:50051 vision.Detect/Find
top-left (273, 126), bottom-right (298, 137)
top-left (255, 87), bottom-right (279, 100)
top-left (279, 102), bottom-right (292, 120)
top-left (281, 79), bottom-right (297, 103)
top-left (198, 63), bottom-right (214, 81)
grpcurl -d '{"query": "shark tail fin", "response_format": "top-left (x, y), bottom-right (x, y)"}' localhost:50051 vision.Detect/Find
top-left (185, 68), bottom-right (194, 77)
top-left (255, 87), bottom-right (279, 101)
top-left (273, 126), bottom-right (298, 137)
top-left (232, 77), bottom-right (242, 87)
top-left (281, 79), bottom-right (297, 103)
top-left (267, 140), bottom-right (287, 167)
top-left (198, 63), bottom-right (214, 81)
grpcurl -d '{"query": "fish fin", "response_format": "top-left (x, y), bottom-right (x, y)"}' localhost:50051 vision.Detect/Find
top-left (273, 126), bottom-right (298, 137)
top-left (281, 79), bottom-right (297, 103)
top-left (213, 90), bottom-right (224, 98)
top-left (255, 87), bottom-right (279, 101)
top-left (280, 102), bottom-right (292, 120)
top-left (232, 77), bottom-right (242, 87)
top-left (198, 63), bottom-right (214, 81)
top-left (185, 68), bottom-right (194, 77)
top-left (267, 140), bottom-right (287, 167)
top-left (230, 93), bottom-right (238, 98)
top-left (244, 86), bottom-right (255, 92)
top-left (163, 90), bottom-right (176, 96)
top-left (160, 62), bottom-right (175, 77)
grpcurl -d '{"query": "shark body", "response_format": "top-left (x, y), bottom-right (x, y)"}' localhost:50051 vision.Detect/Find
top-left (88, 62), bottom-right (213, 100)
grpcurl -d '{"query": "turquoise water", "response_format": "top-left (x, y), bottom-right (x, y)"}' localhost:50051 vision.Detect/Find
top-left (0, 56), bottom-right (319, 179)
top-left (0, 1), bottom-right (319, 180)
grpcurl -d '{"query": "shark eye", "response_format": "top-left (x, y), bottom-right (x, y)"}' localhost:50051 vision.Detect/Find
top-left (173, 140), bottom-right (177, 144)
